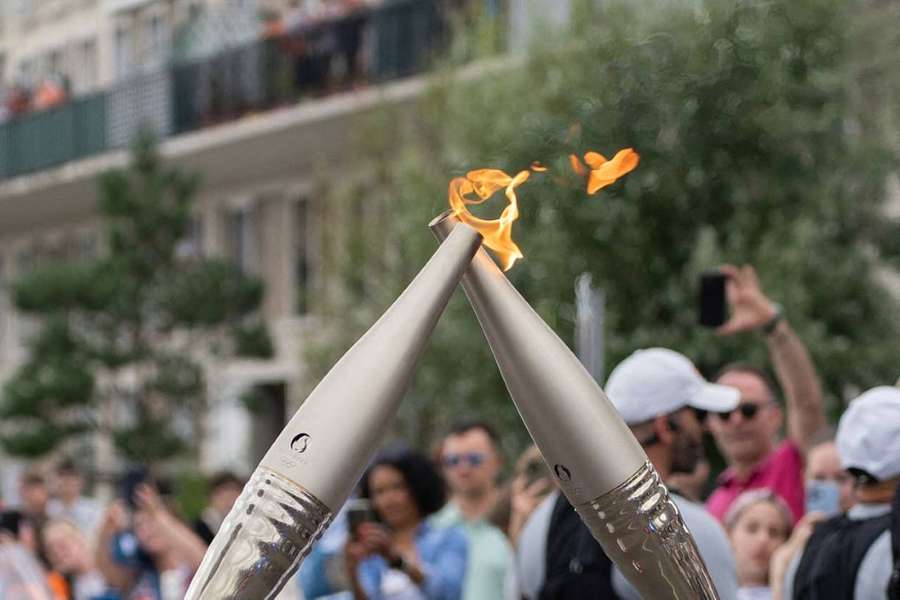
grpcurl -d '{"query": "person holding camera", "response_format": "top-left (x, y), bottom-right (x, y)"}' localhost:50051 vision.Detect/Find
top-left (1, 510), bottom-right (55, 600)
top-left (344, 446), bottom-right (467, 600)
top-left (95, 482), bottom-right (207, 600)
top-left (706, 265), bottom-right (826, 524)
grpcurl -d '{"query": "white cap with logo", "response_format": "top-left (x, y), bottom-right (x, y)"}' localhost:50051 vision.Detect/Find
top-left (836, 386), bottom-right (900, 482)
top-left (606, 348), bottom-right (740, 425)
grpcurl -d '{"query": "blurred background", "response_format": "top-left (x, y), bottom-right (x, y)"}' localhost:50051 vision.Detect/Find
top-left (0, 0), bottom-right (898, 517)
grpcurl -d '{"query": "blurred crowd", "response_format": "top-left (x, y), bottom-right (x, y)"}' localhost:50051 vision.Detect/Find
top-left (0, 0), bottom-right (379, 126)
top-left (0, 76), bottom-right (69, 124)
top-left (2, 263), bottom-right (899, 600)
top-left (0, 464), bottom-right (246, 600)
top-left (292, 264), bottom-right (900, 600)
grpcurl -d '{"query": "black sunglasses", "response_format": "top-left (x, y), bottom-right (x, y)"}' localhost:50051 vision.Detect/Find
top-left (715, 403), bottom-right (763, 421)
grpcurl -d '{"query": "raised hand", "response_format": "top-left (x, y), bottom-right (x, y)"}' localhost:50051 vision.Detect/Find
top-left (717, 264), bottom-right (777, 335)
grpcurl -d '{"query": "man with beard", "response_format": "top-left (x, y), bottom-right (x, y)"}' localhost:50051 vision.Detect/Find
top-left (508, 348), bottom-right (740, 599)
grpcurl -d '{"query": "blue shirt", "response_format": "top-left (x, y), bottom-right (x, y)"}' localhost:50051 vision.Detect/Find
top-left (357, 522), bottom-right (468, 600)
top-left (298, 506), bottom-right (350, 598)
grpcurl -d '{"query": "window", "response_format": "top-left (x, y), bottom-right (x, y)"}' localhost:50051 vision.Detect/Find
top-left (79, 231), bottom-right (99, 259)
top-left (147, 13), bottom-right (170, 66)
top-left (115, 26), bottom-right (133, 78)
top-left (0, 254), bottom-right (6, 358)
top-left (228, 208), bottom-right (257, 273)
top-left (78, 39), bottom-right (98, 92)
top-left (18, 58), bottom-right (35, 87)
top-left (294, 200), bottom-right (310, 315)
top-left (188, 1), bottom-right (203, 21)
top-left (15, 248), bottom-right (37, 344)
top-left (12, 0), bottom-right (34, 17)
top-left (176, 217), bottom-right (203, 260)
top-left (16, 248), bottom-right (34, 275)
top-left (48, 49), bottom-right (63, 78)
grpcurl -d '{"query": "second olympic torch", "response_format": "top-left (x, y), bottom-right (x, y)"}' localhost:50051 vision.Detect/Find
top-left (431, 212), bottom-right (719, 599)
top-left (186, 223), bottom-right (483, 600)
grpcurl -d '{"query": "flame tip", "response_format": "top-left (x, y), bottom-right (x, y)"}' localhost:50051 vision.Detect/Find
top-left (448, 147), bottom-right (639, 270)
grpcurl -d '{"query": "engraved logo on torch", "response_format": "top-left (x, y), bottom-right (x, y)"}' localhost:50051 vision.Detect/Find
top-left (554, 464), bottom-right (572, 481)
top-left (290, 433), bottom-right (311, 453)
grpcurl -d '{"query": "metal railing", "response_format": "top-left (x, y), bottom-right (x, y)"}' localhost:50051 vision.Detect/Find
top-left (0, 0), bottom-right (457, 181)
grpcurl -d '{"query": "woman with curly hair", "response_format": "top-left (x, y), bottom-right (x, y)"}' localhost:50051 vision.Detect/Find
top-left (344, 446), bottom-right (467, 600)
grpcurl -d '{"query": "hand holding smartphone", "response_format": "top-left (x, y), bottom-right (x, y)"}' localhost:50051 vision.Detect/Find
top-left (698, 271), bottom-right (727, 328)
top-left (346, 498), bottom-right (377, 538)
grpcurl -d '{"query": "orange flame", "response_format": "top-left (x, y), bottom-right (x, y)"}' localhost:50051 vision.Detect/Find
top-left (448, 169), bottom-right (530, 271)
top-left (570, 148), bottom-right (640, 194)
top-left (449, 147), bottom-right (639, 271)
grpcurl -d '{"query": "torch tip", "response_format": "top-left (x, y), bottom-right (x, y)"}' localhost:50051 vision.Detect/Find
top-left (428, 210), bottom-right (456, 229)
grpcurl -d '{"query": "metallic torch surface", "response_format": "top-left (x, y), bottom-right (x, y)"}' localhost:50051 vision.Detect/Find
top-left (431, 212), bottom-right (718, 600)
top-left (186, 223), bottom-right (483, 600)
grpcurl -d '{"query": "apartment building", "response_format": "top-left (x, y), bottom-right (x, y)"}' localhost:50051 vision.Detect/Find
top-left (0, 0), bottom-right (463, 492)
top-left (0, 0), bottom-right (595, 502)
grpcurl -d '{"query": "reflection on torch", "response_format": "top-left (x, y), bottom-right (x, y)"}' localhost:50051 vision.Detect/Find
top-left (431, 212), bottom-right (719, 599)
top-left (185, 224), bottom-right (483, 600)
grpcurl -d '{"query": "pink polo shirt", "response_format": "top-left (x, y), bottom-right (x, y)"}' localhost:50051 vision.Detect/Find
top-left (706, 440), bottom-right (805, 524)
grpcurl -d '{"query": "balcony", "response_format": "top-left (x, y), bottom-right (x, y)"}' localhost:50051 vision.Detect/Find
top-left (0, 0), bottom-right (457, 181)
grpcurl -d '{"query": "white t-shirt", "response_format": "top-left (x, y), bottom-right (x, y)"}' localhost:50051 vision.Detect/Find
top-left (72, 571), bottom-right (107, 600)
top-left (380, 569), bottom-right (426, 600)
top-left (737, 586), bottom-right (772, 600)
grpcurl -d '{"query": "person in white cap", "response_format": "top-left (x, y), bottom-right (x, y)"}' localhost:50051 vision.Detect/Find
top-left (783, 386), bottom-right (900, 599)
top-left (507, 348), bottom-right (740, 600)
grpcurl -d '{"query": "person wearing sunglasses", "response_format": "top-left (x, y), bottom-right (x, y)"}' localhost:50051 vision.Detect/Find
top-left (508, 348), bottom-right (741, 600)
top-left (706, 265), bottom-right (826, 525)
top-left (432, 421), bottom-right (512, 600)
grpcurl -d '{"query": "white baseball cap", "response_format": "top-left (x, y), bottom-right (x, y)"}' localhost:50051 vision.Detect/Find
top-left (836, 386), bottom-right (900, 482)
top-left (606, 348), bottom-right (740, 425)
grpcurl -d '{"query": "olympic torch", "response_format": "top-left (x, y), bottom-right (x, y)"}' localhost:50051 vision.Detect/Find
top-left (431, 212), bottom-right (718, 599)
top-left (185, 223), bottom-right (483, 600)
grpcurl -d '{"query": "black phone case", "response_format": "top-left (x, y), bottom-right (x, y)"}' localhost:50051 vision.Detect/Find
top-left (698, 272), bottom-right (727, 327)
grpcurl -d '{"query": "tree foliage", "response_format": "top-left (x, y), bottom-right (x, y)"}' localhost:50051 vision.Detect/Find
top-left (308, 0), bottom-right (900, 453)
top-left (1, 132), bottom-right (272, 461)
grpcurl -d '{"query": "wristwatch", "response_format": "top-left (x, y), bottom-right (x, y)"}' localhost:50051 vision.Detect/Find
top-left (761, 303), bottom-right (784, 335)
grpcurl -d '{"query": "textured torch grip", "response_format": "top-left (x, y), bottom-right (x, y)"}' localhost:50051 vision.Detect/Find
top-left (186, 467), bottom-right (332, 600)
top-left (573, 461), bottom-right (720, 600)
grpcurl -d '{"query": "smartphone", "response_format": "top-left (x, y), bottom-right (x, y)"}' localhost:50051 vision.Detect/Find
top-left (524, 458), bottom-right (550, 488)
top-left (698, 271), bottom-right (727, 328)
top-left (120, 467), bottom-right (149, 510)
top-left (345, 498), bottom-right (377, 536)
top-left (0, 510), bottom-right (24, 537)
top-left (805, 480), bottom-right (841, 516)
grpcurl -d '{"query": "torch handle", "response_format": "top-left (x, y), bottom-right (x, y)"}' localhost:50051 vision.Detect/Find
top-left (574, 461), bottom-right (720, 600)
top-left (185, 467), bottom-right (332, 600)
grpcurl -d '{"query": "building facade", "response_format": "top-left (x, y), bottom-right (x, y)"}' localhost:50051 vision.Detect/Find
top-left (0, 0), bottom-right (464, 499)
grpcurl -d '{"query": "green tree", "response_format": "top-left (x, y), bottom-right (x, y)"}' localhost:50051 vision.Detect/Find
top-left (1, 133), bottom-right (272, 463)
top-left (309, 0), bottom-right (900, 452)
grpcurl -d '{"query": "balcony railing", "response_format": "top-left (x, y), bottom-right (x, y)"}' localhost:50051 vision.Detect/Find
top-left (0, 0), bottom-right (461, 181)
